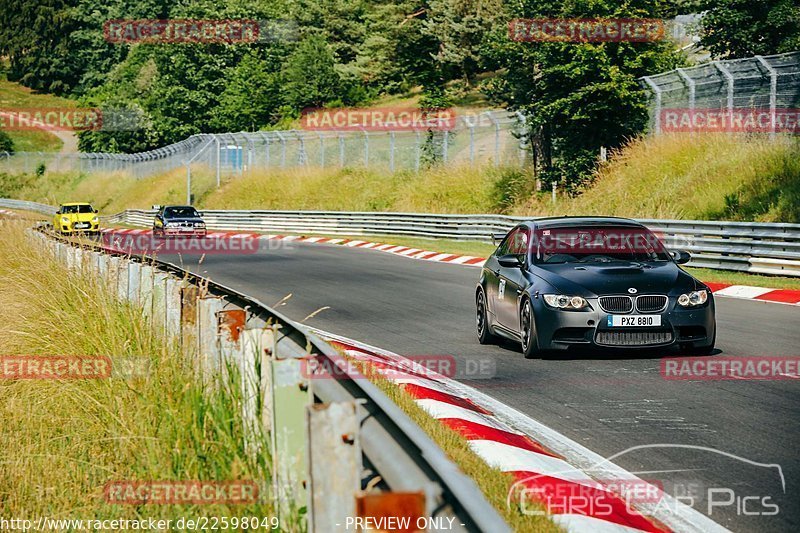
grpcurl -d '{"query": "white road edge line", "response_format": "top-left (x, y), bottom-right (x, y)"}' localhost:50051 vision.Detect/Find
top-left (307, 327), bottom-right (730, 533)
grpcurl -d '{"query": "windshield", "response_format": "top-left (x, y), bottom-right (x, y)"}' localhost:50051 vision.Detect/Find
top-left (61, 204), bottom-right (94, 214)
top-left (533, 226), bottom-right (670, 264)
top-left (164, 206), bottom-right (200, 218)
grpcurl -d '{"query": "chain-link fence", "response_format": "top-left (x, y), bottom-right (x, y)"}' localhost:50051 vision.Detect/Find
top-left (640, 51), bottom-right (800, 134)
top-left (0, 110), bottom-right (528, 178)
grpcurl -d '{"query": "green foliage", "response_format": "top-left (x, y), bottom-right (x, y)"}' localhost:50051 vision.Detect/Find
top-left (281, 34), bottom-right (344, 110)
top-left (0, 129), bottom-right (13, 153)
top-left (485, 0), bottom-right (686, 189)
top-left (696, 0), bottom-right (800, 58)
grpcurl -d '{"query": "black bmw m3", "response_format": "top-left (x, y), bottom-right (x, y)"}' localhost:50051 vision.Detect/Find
top-left (476, 217), bottom-right (716, 358)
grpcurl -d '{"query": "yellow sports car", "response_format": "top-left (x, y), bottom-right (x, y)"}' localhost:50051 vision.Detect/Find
top-left (54, 202), bottom-right (100, 234)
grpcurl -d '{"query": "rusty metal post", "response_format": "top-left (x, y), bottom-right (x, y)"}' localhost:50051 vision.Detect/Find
top-left (218, 307), bottom-right (246, 387)
top-left (307, 402), bottom-right (361, 533)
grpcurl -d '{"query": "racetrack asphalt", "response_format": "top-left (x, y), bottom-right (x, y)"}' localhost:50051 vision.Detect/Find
top-left (160, 240), bottom-right (799, 532)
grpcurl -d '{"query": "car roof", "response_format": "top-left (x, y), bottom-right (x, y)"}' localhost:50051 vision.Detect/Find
top-left (520, 216), bottom-right (646, 229)
top-left (163, 205), bottom-right (195, 209)
top-left (60, 202), bottom-right (92, 206)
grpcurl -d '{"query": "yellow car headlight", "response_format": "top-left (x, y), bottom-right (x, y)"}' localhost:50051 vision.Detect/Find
top-left (61, 216), bottom-right (69, 223)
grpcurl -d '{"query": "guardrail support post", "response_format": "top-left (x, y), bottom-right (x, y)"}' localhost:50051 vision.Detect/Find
top-left (127, 261), bottom-right (141, 304)
top-left (307, 401), bottom-right (361, 533)
top-left (151, 271), bottom-right (170, 333)
top-left (181, 285), bottom-right (199, 356)
top-left (165, 276), bottom-right (182, 340)
top-left (197, 295), bottom-right (223, 382)
top-left (116, 259), bottom-right (130, 301)
top-left (140, 264), bottom-right (155, 318)
top-left (268, 324), bottom-right (309, 519)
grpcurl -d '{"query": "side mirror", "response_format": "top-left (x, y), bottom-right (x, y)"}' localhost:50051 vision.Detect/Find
top-left (55, 209), bottom-right (61, 215)
top-left (671, 250), bottom-right (691, 264)
top-left (497, 254), bottom-right (523, 268)
top-left (93, 209), bottom-right (98, 214)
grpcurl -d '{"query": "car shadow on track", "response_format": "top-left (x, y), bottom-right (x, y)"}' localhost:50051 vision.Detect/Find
top-left (490, 337), bottom-right (721, 361)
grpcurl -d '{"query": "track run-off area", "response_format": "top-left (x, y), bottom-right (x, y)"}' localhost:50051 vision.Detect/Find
top-left (122, 231), bottom-right (798, 533)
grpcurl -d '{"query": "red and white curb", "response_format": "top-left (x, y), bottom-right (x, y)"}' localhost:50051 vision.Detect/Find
top-left (310, 328), bottom-right (729, 533)
top-left (101, 228), bottom-right (800, 306)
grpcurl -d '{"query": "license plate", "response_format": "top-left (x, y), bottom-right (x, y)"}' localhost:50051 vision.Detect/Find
top-left (608, 315), bottom-right (661, 327)
top-left (74, 223), bottom-right (89, 229)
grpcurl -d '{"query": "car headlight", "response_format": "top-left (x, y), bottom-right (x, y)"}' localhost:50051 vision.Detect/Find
top-left (677, 289), bottom-right (708, 307)
top-left (92, 216), bottom-right (99, 223)
top-left (61, 216), bottom-right (69, 222)
top-left (543, 294), bottom-right (589, 310)
top-left (195, 222), bottom-right (205, 227)
top-left (165, 222), bottom-right (178, 227)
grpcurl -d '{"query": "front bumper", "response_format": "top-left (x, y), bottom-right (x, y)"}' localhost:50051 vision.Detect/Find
top-left (532, 295), bottom-right (715, 350)
top-left (161, 227), bottom-right (207, 237)
top-left (61, 222), bottom-right (99, 233)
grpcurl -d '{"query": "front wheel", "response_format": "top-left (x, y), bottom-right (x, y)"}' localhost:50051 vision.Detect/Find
top-left (476, 288), bottom-right (497, 345)
top-left (520, 298), bottom-right (540, 359)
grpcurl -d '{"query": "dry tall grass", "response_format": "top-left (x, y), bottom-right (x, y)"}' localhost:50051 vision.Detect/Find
top-left (0, 223), bottom-right (282, 525)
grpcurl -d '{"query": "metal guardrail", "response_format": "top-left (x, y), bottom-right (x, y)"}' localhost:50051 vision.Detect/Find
top-left (0, 198), bottom-right (57, 215)
top-left (105, 209), bottom-right (800, 277)
top-left (32, 225), bottom-right (509, 533)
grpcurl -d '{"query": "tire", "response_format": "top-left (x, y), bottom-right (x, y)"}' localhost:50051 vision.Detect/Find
top-left (520, 298), bottom-right (540, 359)
top-left (476, 288), bottom-right (497, 345)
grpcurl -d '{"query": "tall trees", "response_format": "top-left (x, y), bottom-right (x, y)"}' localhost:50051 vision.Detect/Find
top-left (696, 0), bottom-right (800, 58)
top-left (486, 0), bottom-right (686, 189)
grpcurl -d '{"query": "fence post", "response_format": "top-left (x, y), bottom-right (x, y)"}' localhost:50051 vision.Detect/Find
top-left (216, 136), bottom-right (221, 188)
top-left (307, 401), bottom-right (361, 533)
top-left (676, 67), bottom-right (696, 111)
top-left (755, 55), bottom-right (778, 139)
top-left (414, 132), bottom-right (421, 172)
top-left (389, 131), bottom-right (395, 172)
top-left (363, 130), bottom-right (369, 167)
top-left (186, 163), bottom-right (192, 205)
top-left (442, 130), bottom-right (449, 163)
top-left (642, 76), bottom-right (662, 134)
top-left (713, 61), bottom-right (735, 136)
top-left (338, 134), bottom-right (345, 167)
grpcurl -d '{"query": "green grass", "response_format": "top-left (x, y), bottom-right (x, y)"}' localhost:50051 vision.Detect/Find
top-left (0, 223), bottom-right (288, 525)
top-left (0, 76), bottom-right (77, 153)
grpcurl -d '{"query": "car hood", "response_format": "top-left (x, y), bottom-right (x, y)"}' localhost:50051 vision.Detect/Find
top-left (165, 217), bottom-right (204, 223)
top-left (61, 213), bottom-right (95, 221)
top-left (533, 261), bottom-right (700, 296)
